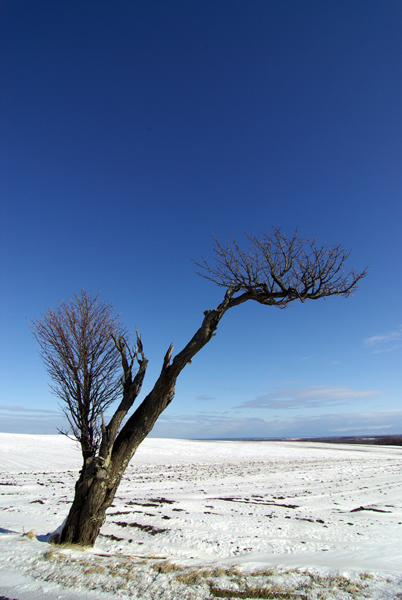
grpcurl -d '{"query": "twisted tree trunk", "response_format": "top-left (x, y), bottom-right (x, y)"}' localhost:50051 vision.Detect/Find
top-left (58, 285), bottom-right (238, 545)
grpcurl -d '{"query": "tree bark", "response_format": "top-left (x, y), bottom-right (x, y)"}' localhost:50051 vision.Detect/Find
top-left (58, 284), bottom-right (239, 545)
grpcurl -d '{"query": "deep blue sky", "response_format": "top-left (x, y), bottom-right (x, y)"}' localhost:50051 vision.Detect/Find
top-left (1, 0), bottom-right (401, 438)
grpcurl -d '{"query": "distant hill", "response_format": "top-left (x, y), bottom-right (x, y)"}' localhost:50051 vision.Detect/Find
top-left (294, 435), bottom-right (402, 446)
top-left (201, 435), bottom-right (402, 446)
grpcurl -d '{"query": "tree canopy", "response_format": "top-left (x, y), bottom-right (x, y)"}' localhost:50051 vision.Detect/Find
top-left (194, 228), bottom-right (367, 307)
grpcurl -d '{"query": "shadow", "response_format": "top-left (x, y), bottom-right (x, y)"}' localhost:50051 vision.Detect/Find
top-left (0, 527), bottom-right (53, 542)
top-left (0, 527), bottom-right (18, 534)
top-left (36, 533), bottom-right (52, 542)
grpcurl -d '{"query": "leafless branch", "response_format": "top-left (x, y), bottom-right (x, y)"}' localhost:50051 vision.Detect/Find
top-left (193, 228), bottom-right (368, 309)
top-left (98, 331), bottom-right (148, 460)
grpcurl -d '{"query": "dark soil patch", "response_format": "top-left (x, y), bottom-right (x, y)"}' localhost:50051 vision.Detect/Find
top-left (114, 521), bottom-right (168, 535)
top-left (350, 506), bottom-right (391, 513)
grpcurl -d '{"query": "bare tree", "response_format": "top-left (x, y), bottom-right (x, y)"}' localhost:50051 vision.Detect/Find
top-left (30, 291), bottom-right (128, 461)
top-left (33, 230), bottom-right (367, 547)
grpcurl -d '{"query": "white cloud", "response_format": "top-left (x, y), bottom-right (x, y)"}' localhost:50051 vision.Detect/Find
top-left (2, 404), bottom-right (400, 440)
top-left (149, 409), bottom-right (402, 439)
top-left (0, 406), bottom-right (117, 435)
top-left (364, 326), bottom-right (402, 353)
top-left (236, 386), bottom-right (381, 410)
top-left (0, 408), bottom-right (69, 435)
top-left (331, 424), bottom-right (392, 432)
top-left (0, 405), bottom-right (60, 414)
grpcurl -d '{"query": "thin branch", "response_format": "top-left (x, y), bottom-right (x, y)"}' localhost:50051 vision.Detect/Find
top-left (193, 228), bottom-right (368, 309)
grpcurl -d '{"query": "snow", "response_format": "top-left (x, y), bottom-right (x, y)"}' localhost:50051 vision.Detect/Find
top-left (0, 433), bottom-right (401, 599)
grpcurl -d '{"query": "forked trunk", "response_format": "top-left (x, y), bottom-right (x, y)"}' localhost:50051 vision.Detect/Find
top-left (57, 286), bottom-right (237, 546)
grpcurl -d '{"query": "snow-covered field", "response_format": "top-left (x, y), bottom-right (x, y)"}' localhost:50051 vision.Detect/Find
top-left (0, 433), bottom-right (401, 600)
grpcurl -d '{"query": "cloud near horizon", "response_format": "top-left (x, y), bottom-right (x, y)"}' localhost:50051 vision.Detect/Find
top-left (364, 326), bottom-right (402, 353)
top-left (1, 403), bottom-right (401, 439)
top-left (0, 406), bottom-right (69, 435)
top-left (235, 386), bottom-right (381, 410)
top-left (0, 405), bottom-right (61, 414)
top-left (150, 409), bottom-right (402, 439)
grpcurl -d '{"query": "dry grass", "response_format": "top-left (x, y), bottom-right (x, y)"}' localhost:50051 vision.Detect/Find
top-left (152, 560), bottom-right (184, 573)
top-left (50, 540), bottom-right (91, 551)
top-left (250, 568), bottom-right (277, 577)
top-left (208, 584), bottom-right (306, 599)
top-left (84, 565), bottom-right (105, 575)
top-left (37, 547), bottom-right (378, 599)
top-left (173, 565), bottom-right (371, 599)
top-left (43, 548), bottom-right (67, 562)
top-left (301, 571), bottom-right (367, 599)
top-left (23, 529), bottom-right (37, 540)
top-left (176, 570), bottom-right (206, 585)
top-left (175, 565), bottom-right (243, 586)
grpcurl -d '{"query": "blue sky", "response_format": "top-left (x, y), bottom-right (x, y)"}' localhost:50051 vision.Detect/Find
top-left (1, 0), bottom-right (401, 438)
